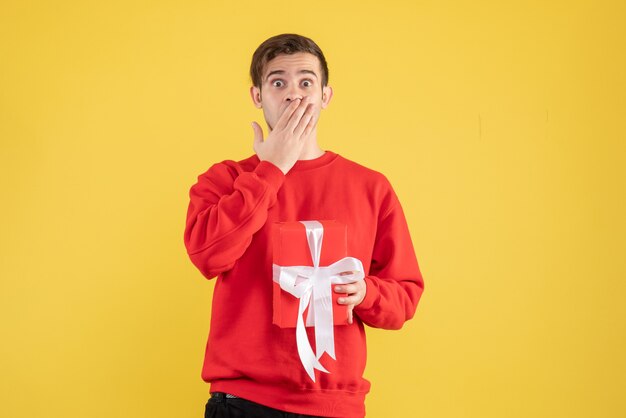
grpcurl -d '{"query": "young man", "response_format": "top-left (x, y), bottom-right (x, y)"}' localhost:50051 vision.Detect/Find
top-left (184, 33), bottom-right (425, 418)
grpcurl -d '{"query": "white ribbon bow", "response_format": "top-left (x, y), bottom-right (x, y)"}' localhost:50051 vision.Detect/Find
top-left (272, 220), bottom-right (365, 382)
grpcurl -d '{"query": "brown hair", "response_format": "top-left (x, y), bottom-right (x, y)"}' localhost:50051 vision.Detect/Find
top-left (249, 33), bottom-right (329, 90)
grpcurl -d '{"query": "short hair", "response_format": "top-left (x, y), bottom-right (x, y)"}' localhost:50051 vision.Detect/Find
top-left (249, 33), bottom-right (329, 90)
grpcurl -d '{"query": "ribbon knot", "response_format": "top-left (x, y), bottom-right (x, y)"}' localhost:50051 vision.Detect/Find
top-left (272, 220), bottom-right (365, 382)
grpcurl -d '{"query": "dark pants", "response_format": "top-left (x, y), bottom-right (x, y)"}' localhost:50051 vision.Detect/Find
top-left (205, 392), bottom-right (324, 418)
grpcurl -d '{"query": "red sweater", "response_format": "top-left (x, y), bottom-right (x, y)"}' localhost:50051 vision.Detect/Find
top-left (183, 150), bottom-right (424, 417)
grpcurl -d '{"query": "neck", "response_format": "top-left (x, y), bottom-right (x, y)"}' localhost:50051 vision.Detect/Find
top-left (298, 130), bottom-right (325, 160)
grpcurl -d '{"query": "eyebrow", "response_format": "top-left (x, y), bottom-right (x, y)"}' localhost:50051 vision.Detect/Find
top-left (265, 69), bottom-right (318, 82)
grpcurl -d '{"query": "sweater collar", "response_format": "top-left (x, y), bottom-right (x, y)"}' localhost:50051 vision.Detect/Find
top-left (253, 150), bottom-right (338, 172)
top-left (291, 150), bottom-right (338, 171)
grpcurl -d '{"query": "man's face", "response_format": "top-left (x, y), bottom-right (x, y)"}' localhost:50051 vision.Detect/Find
top-left (250, 52), bottom-right (333, 131)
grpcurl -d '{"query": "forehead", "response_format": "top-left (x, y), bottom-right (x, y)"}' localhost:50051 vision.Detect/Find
top-left (263, 52), bottom-right (321, 77)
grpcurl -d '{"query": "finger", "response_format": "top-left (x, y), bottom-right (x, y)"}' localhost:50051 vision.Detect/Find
top-left (274, 98), bottom-right (302, 131)
top-left (348, 306), bottom-right (353, 324)
top-left (293, 104), bottom-right (316, 139)
top-left (251, 121), bottom-right (264, 150)
top-left (338, 295), bottom-right (361, 305)
top-left (334, 284), bottom-right (356, 294)
top-left (285, 97), bottom-right (311, 132)
top-left (301, 110), bottom-right (319, 139)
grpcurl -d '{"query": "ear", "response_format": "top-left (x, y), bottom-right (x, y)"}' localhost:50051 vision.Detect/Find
top-left (250, 85), bottom-right (263, 109)
top-left (321, 85), bottom-right (333, 109)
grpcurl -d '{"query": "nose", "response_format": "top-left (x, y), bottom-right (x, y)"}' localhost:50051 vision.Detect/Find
top-left (285, 85), bottom-right (306, 103)
top-left (286, 94), bottom-right (305, 103)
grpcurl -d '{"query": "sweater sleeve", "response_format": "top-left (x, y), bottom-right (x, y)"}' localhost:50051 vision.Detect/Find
top-left (352, 184), bottom-right (425, 330)
top-left (183, 159), bottom-right (285, 279)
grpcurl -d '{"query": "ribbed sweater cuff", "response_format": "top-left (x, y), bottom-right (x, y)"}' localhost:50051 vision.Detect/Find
top-left (254, 160), bottom-right (285, 194)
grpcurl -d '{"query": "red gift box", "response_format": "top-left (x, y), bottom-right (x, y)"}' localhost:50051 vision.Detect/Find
top-left (271, 220), bottom-right (350, 328)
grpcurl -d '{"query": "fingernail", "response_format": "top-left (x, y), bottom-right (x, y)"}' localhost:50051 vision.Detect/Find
top-left (338, 298), bottom-right (345, 303)
top-left (335, 286), bottom-right (341, 292)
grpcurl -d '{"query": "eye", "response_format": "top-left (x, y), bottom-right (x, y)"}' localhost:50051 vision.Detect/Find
top-left (272, 80), bottom-right (284, 87)
top-left (302, 79), bottom-right (313, 87)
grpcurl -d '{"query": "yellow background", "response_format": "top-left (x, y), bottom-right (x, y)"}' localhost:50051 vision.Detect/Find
top-left (1, 1), bottom-right (625, 417)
